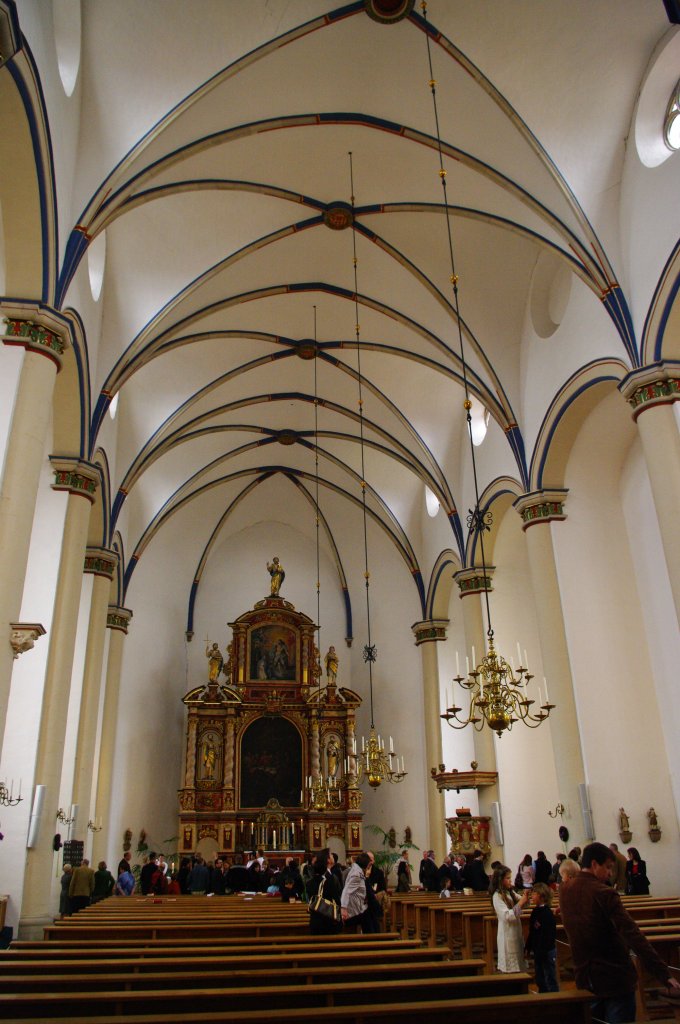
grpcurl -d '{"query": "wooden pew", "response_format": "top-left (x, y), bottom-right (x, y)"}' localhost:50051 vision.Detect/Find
top-left (0, 989), bottom-right (595, 1024)
top-left (0, 975), bottom-right (599, 1023)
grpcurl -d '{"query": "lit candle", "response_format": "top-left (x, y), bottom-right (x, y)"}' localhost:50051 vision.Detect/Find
top-left (466, 656), bottom-right (470, 676)
top-left (471, 646), bottom-right (476, 667)
top-left (250, 822), bottom-right (254, 834)
top-left (240, 819), bottom-right (244, 830)
top-left (291, 822), bottom-right (295, 837)
top-left (300, 790), bottom-right (303, 803)
top-left (389, 736), bottom-right (393, 752)
top-left (516, 642), bottom-right (522, 665)
top-left (543, 677), bottom-right (550, 703)
top-left (273, 829), bottom-right (276, 848)
top-left (299, 818), bottom-right (303, 829)
top-left (401, 756), bottom-right (405, 772)
top-left (455, 650), bottom-right (460, 675)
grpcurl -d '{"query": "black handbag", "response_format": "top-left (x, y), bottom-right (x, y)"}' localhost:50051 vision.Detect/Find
top-left (309, 877), bottom-right (339, 921)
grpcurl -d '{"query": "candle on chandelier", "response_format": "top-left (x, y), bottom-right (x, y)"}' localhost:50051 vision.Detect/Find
top-left (543, 677), bottom-right (550, 703)
top-left (455, 650), bottom-right (460, 675)
top-left (471, 645), bottom-right (476, 667)
top-left (517, 641), bottom-right (522, 665)
top-left (389, 735), bottom-right (393, 752)
top-left (466, 656), bottom-right (470, 676)
top-left (524, 649), bottom-right (529, 672)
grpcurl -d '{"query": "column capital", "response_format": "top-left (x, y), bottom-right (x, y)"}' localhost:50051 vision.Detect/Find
top-left (619, 361), bottom-right (680, 421)
top-left (513, 489), bottom-right (568, 531)
top-left (454, 567), bottom-right (495, 598)
top-left (2, 304), bottom-right (71, 370)
top-left (84, 547), bottom-right (118, 580)
top-left (106, 606), bottom-right (133, 633)
top-left (50, 457), bottom-right (99, 503)
top-left (411, 619), bottom-right (449, 645)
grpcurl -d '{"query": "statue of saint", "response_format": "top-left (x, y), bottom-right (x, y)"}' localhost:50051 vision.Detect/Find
top-left (203, 737), bottom-right (217, 779)
top-left (648, 807), bottom-right (658, 830)
top-left (327, 739), bottom-right (339, 779)
top-left (619, 807), bottom-right (630, 832)
top-left (267, 556), bottom-right (285, 596)
top-left (325, 646), bottom-right (339, 684)
top-left (205, 641), bottom-right (223, 682)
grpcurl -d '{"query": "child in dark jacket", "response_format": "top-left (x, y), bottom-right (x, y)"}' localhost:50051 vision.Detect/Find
top-left (525, 882), bottom-right (558, 992)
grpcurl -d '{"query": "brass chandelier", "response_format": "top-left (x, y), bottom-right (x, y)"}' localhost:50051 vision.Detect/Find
top-left (421, 1), bottom-right (555, 738)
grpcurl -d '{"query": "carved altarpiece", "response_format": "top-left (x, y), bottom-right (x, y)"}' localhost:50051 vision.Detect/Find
top-left (179, 595), bottom-right (363, 860)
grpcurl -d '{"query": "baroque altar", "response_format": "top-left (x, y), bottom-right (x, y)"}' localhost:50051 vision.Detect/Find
top-left (178, 566), bottom-right (364, 859)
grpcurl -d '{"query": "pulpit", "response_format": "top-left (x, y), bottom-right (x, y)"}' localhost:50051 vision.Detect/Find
top-left (179, 590), bottom-right (364, 861)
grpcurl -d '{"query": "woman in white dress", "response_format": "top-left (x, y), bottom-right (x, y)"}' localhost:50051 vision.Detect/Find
top-left (489, 864), bottom-right (530, 972)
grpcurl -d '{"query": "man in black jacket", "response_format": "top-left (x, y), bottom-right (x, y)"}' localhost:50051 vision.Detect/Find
top-left (419, 850), bottom-right (439, 892)
top-left (139, 853), bottom-right (158, 895)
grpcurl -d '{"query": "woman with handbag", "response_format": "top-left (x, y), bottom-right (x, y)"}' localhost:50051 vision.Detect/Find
top-left (626, 847), bottom-right (650, 895)
top-left (307, 848), bottom-right (342, 934)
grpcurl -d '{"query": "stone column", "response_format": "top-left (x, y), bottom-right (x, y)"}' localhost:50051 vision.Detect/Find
top-left (513, 489), bottom-right (587, 841)
top-left (620, 364), bottom-right (680, 627)
top-left (18, 459), bottom-right (99, 938)
top-left (453, 569), bottom-right (501, 855)
top-left (0, 312), bottom-right (69, 751)
top-left (91, 606), bottom-right (133, 866)
top-left (71, 548), bottom-right (118, 843)
top-left (411, 619), bottom-right (448, 856)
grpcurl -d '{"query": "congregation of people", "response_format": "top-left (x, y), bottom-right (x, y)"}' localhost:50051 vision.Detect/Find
top-left (55, 836), bottom-right (680, 1021)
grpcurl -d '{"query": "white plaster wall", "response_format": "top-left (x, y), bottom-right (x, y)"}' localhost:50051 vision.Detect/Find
top-left (554, 393), bottom-right (680, 895)
top-left (0, 345), bottom-right (23, 478)
top-left (620, 436), bottom-right (680, 825)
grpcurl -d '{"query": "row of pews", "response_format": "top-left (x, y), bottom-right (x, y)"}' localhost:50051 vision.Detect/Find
top-left (390, 889), bottom-right (680, 1020)
top-left (0, 891), bottom-right (597, 1023)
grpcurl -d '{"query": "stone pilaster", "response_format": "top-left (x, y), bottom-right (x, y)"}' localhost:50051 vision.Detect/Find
top-left (91, 606), bottom-right (133, 866)
top-left (452, 569), bottom-right (501, 856)
top-left (620, 363), bottom-right (680, 627)
top-left (411, 619), bottom-right (448, 856)
top-left (0, 310), bottom-right (70, 755)
top-left (71, 548), bottom-right (118, 844)
top-left (513, 489), bottom-right (587, 841)
top-left (19, 461), bottom-right (99, 936)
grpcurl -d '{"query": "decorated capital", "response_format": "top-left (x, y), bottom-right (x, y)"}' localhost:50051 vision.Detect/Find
top-left (513, 489), bottom-right (568, 531)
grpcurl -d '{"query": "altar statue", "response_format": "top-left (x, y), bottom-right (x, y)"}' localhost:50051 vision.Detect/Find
top-left (325, 646), bottom-right (339, 684)
top-left (267, 556), bottom-right (285, 596)
top-left (327, 739), bottom-right (339, 778)
top-left (203, 737), bottom-right (217, 779)
top-left (205, 642), bottom-right (223, 682)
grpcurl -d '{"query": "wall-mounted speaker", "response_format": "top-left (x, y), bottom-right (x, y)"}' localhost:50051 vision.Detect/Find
top-left (26, 785), bottom-right (46, 848)
top-left (578, 782), bottom-right (595, 840)
top-left (490, 801), bottom-right (504, 845)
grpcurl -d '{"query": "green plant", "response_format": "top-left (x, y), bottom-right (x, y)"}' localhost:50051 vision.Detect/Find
top-left (365, 824), bottom-right (419, 880)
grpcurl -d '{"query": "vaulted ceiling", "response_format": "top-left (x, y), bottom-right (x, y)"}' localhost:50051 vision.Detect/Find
top-left (30, 0), bottom-right (670, 627)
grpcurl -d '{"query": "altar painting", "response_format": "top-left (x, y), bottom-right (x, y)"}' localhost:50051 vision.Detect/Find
top-left (249, 625), bottom-right (296, 681)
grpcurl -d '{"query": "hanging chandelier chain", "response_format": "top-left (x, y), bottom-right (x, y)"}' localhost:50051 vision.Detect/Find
top-left (348, 151), bottom-right (375, 728)
top-left (313, 304), bottom-right (322, 697)
top-left (422, 5), bottom-right (493, 634)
